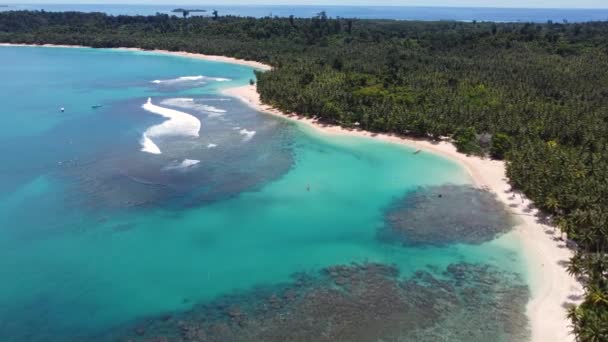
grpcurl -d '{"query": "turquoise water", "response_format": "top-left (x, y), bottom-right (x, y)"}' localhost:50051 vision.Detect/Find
top-left (0, 46), bottom-right (529, 341)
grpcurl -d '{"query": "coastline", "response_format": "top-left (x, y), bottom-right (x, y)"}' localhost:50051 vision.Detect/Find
top-left (222, 84), bottom-right (585, 342)
top-left (1, 42), bottom-right (583, 342)
top-left (118, 47), bottom-right (273, 71)
top-left (0, 43), bottom-right (272, 71)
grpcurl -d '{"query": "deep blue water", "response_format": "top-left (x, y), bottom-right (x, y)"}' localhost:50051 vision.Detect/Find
top-left (2, 4), bottom-right (608, 23)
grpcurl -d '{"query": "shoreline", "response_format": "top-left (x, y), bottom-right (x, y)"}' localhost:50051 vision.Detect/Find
top-left (0, 43), bottom-right (272, 71)
top-left (222, 84), bottom-right (584, 342)
top-left (2, 42), bottom-right (583, 342)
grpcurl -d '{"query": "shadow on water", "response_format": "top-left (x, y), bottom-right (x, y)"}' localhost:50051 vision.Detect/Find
top-left (381, 185), bottom-right (516, 247)
top-left (103, 262), bottom-right (530, 342)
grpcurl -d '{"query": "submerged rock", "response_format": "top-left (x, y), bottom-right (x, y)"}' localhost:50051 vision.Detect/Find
top-left (383, 185), bottom-right (515, 246)
top-left (113, 262), bottom-right (529, 342)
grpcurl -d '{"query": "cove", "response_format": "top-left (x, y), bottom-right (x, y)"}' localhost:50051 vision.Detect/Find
top-left (0, 46), bottom-right (530, 341)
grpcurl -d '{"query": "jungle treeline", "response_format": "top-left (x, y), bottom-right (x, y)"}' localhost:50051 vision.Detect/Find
top-left (1, 10), bottom-right (607, 341)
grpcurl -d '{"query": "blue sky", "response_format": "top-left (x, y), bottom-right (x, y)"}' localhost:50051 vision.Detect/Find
top-left (17, 1), bottom-right (608, 9)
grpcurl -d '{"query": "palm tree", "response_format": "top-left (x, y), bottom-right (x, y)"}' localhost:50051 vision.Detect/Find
top-left (568, 304), bottom-right (608, 342)
top-left (566, 305), bottom-right (582, 336)
top-left (586, 285), bottom-right (608, 306)
top-left (546, 196), bottom-right (560, 213)
top-left (567, 252), bottom-right (585, 278)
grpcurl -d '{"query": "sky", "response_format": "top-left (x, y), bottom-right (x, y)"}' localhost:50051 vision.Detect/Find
top-left (13, 0), bottom-right (608, 9)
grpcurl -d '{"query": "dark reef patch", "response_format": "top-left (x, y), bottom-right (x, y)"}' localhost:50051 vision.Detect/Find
top-left (382, 185), bottom-right (515, 247)
top-left (56, 96), bottom-right (296, 211)
top-left (106, 262), bottom-right (529, 342)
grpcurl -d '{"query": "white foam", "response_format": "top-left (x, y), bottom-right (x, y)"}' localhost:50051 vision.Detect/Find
top-left (163, 159), bottom-right (201, 171)
top-left (181, 159), bottom-right (200, 168)
top-left (151, 75), bottom-right (232, 85)
top-left (160, 98), bottom-right (226, 117)
top-left (207, 112), bottom-right (223, 118)
top-left (160, 97), bottom-right (194, 105)
top-left (239, 129), bottom-right (256, 142)
top-left (140, 133), bottom-right (162, 155)
top-left (151, 76), bottom-right (204, 84)
top-left (207, 143), bottom-right (217, 148)
top-left (201, 105), bottom-right (226, 114)
top-left (140, 98), bottom-right (201, 154)
top-left (201, 98), bottom-right (232, 102)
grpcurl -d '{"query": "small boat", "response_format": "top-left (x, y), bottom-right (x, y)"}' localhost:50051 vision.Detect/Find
top-left (414, 149), bottom-right (422, 154)
top-left (60, 107), bottom-right (65, 112)
top-left (92, 104), bottom-right (103, 109)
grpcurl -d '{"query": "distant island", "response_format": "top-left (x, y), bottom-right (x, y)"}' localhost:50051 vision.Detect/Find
top-left (172, 8), bottom-right (206, 13)
top-left (172, 8), bottom-right (206, 17)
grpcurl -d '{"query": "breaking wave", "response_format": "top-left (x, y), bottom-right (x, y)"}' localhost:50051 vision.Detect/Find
top-left (200, 98), bottom-right (232, 102)
top-left (160, 98), bottom-right (226, 117)
top-left (151, 75), bottom-right (231, 85)
top-left (239, 129), bottom-right (256, 142)
top-left (140, 133), bottom-right (162, 155)
top-left (163, 159), bottom-right (201, 171)
top-left (140, 98), bottom-right (201, 155)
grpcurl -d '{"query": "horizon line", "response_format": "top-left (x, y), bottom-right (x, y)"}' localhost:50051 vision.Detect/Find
top-left (6, 3), bottom-right (608, 10)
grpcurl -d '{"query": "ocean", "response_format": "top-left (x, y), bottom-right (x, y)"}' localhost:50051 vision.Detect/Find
top-left (0, 46), bottom-right (531, 341)
top-left (2, 3), bottom-right (608, 23)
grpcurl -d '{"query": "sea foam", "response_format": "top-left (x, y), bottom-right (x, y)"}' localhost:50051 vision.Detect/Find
top-left (140, 133), bottom-right (162, 155)
top-left (140, 98), bottom-right (201, 154)
top-left (239, 129), bottom-right (256, 142)
top-left (163, 159), bottom-right (201, 171)
top-left (151, 75), bottom-right (231, 85)
top-left (160, 98), bottom-right (226, 117)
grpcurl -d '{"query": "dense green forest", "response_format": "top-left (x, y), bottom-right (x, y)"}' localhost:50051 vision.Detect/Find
top-left (1, 10), bottom-right (607, 341)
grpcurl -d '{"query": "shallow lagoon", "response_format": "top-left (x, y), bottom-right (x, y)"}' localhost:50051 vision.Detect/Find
top-left (0, 46), bottom-right (529, 341)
